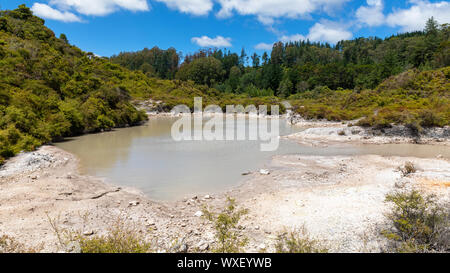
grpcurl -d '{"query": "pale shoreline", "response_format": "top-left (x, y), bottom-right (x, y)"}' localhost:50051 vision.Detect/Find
top-left (1, 116), bottom-right (449, 253)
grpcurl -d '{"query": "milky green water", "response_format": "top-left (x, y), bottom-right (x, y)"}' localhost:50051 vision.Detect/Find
top-left (56, 116), bottom-right (450, 201)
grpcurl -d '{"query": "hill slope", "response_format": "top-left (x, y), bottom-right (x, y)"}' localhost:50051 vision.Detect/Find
top-left (0, 6), bottom-right (150, 163)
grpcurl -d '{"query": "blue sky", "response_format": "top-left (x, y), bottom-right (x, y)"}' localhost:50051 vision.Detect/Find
top-left (2, 1), bottom-right (450, 57)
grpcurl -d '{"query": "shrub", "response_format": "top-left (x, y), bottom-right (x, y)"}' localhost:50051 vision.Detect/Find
top-left (398, 162), bottom-right (417, 176)
top-left (47, 214), bottom-right (153, 253)
top-left (202, 197), bottom-right (248, 253)
top-left (383, 190), bottom-right (449, 253)
top-left (0, 235), bottom-right (38, 253)
top-left (275, 227), bottom-right (328, 253)
top-left (74, 223), bottom-right (153, 253)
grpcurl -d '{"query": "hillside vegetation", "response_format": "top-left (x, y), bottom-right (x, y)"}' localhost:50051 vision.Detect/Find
top-left (0, 5), bottom-right (449, 164)
top-left (112, 18), bottom-right (449, 96)
top-left (289, 67), bottom-right (450, 130)
top-left (0, 5), bottom-right (283, 163)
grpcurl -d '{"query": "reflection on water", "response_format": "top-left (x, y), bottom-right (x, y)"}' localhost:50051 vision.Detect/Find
top-left (56, 116), bottom-right (450, 201)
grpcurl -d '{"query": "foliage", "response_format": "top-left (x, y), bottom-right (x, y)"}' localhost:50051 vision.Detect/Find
top-left (0, 6), bottom-right (148, 163)
top-left (202, 197), bottom-right (249, 253)
top-left (288, 67), bottom-right (449, 128)
top-left (275, 227), bottom-right (329, 253)
top-left (0, 235), bottom-right (38, 253)
top-left (113, 18), bottom-right (449, 98)
top-left (398, 162), bottom-right (417, 177)
top-left (383, 190), bottom-right (449, 253)
top-left (74, 223), bottom-right (153, 253)
top-left (110, 46), bottom-right (179, 79)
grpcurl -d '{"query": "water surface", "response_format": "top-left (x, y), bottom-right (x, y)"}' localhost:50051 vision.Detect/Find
top-left (56, 116), bottom-right (450, 201)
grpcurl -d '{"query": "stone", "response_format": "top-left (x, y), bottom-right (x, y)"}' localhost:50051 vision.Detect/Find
top-left (196, 241), bottom-right (209, 251)
top-left (65, 241), bottom-right (81, 253)
top-left (204, 195), bottom-right (212, 200)
top-left (259, 169), bottom-right (270, 175)
top-left (194, 211), bottom-right (203, 217)
top-left (129, 200), bottom-right (140, 206)
top-left (83, 230), bottom-right (95, 236)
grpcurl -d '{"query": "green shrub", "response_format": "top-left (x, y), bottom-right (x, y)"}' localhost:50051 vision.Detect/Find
top-left (275, 227), bottom-right (329, 253)
top-left (75, 224), bottom-right (152, 254)
top-left (383, 190), bottom-right (449, 253)
top-left (202, 197), bottom-right (249, 253)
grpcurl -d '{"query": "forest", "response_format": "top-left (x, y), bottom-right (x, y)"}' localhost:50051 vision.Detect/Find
top-left (0, 5), bottom-right (449, 164)
top-left (111, 18), bottom-right (449, 96)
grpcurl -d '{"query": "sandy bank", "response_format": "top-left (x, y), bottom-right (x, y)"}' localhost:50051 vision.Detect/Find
top-left (1, 144), bottom-right (449, 253)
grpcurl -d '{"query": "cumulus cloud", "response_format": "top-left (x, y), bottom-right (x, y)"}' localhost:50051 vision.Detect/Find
top-left (356, 0), bottom-right (385, 26)
top-left (155, 0), bottom-right (213, 16)
top-left (191, 35), bottom-right (232, 47)
top-left (216, 0), bottom-right (350, 24)
top-left (31, 3), bottom-right (82, 22)
top-left (254, 42), bottom-right (274, 50)
top-left (48, 0), bottom-right (150, 16)
top-left (386, 0), bottom-right (450, 32)
top-left (307, 22), bottom-right (352, 44)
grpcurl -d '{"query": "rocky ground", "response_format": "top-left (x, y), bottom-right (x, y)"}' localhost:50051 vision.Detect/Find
top-left (286, 114), bottom-right (450, 146)
top-left (1, 142), bottom-right (449, 253)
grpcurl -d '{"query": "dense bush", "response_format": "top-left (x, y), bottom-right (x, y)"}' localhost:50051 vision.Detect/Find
top-left (289, 67), bottom-right (449, 129)
top-left (0, 6), bottom-right (149, 163)
top-left (383, 190), bottom-right (449, 253)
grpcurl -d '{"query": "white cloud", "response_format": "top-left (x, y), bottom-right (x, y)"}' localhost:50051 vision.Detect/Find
top-left (386, 0), bottom-right (450, 32)
top-left (31, 3), bottom-right (82, 22)
top-left (216, 0), bottom-right (350, 24)
top-left (48, 0), bottom-right (150, 16)
top-left (191, 35), bottom-right (232, 47)
top-left (254, 42), bottom-right (274, 50)
top-left (307, 22), bottom-right (352, 44)
top-left (356, 0), bottom-right (384, 26)
top-left (155, 0), bottom-right (213, 16)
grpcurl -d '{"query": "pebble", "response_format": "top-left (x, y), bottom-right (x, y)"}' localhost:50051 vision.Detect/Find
top-left (83, 230), bottom-right (95, 236)
top-left (129, 200), bottom-right (140, 206)
top-left (194, 211), bottom-right (203, 217)
top-left (196, 241), bottom-right (209, 251)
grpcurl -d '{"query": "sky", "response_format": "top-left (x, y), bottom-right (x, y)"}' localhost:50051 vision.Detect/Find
top-left (1, 0), bottom-right (450, 57)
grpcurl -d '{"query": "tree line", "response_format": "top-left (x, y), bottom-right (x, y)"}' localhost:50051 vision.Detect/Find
top-left (110, 17), bottom-right (449, 98)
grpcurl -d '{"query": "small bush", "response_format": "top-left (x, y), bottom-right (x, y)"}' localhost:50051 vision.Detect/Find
top-left (383, 190), bottom-right (449, 253)
top-left (203, 197), bottom-right (248, 253)
top-left (398, 162), bottom-right (417, 176)
top-left (0, 235), bottom-right (38, 253)
top-left (275, 227), bottom-right (328, 253)
top-left (47, 214), bottom-right (152, 253)
top-left (74, 223), bottom-right (152, 253)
